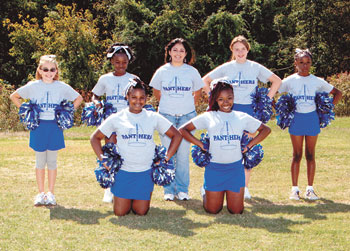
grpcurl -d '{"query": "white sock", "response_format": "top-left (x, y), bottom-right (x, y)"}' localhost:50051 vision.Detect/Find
top-left (292, 186), bottom-right (299, 192)
top-left (306, 185), bottom-right (314, 191)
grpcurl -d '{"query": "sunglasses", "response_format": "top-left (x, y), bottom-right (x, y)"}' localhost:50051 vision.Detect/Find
top-left (41, 67), bottom-right (57, 72)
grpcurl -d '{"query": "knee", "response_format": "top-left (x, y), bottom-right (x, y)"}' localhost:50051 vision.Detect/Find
top-left (305, 151), bottom-right (315, 162)
top-left (114, 208), bottom-right (131, 216)
top-left (292, 152), bottom-right (303, 163)
top-left (204, 205), bottom-right (223, 214)
top-left (132, 207), bottom-right (150, 216)
top-left (227, 206), bottom-right (244, 214)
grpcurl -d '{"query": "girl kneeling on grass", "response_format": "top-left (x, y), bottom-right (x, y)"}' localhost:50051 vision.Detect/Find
top-left (10, 55), bottom-right (83, 206)
top-left (179, 79), bottom-right (271, 214)
top-left (278, 49), bottom-right (342, 201)
top-left (90, 78), bottom-right (182, 216)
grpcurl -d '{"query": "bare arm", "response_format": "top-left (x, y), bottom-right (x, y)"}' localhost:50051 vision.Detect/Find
top-left (90, 129), bottom-right (106, 161)
top-left (330, 87), bottom-right (342, 105)
top-left (153, 89), bottom-right (161, 102)
top-left (267, 73), bottom-right (282, 99)
top-left (91, 94), bottom-right (102, 108)
top-left (164, 125), bottom-right (183, 161)
top-left (193, 89), bottom-right (202, 105)
top-left (73, 95), bottom-right (83, 110)
top-left (179, 121), bottom-right (205, 150)
top-left (202, 75), bottom-right (213, 96)
top-left (242, 123), bottom-right (271, 153)
top-left (9, 91), bottom-right (22, 108)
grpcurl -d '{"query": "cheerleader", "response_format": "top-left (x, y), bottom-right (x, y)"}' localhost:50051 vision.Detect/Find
top-left (278, 49), bottom-right (342, 200)
top-left (10, 55), bottom-right (83, 206)
top-left (149, 38), bottom-right (204, 201)
top-left (90, 78), bottom-right (182, 216)
top-left (202, 35), bottom-right (281, 199)
top-left (179, 79), bottom-right (271, 214)
top-left (91, 43), bottom-right (137, 203)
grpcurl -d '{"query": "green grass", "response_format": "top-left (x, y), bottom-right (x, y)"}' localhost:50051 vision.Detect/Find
top-left (1, 118), bottom-right (349, 250)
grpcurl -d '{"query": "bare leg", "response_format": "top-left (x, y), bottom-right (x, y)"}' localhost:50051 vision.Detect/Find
top-left (203, 190), bottom-right (225, 214)
top-left (131, 197), bottom-right (152, 216)
top-left (244, 169), bottom-right (251, 188)
top-left (226, 187), bottom-right (245, 214)
top-left (290, 135), bottom-right (304, 186)
top-left (305, 135), bottom-right (318, 186)
top-left (113, 196), bottom-right (132, 216)
top-left (47, 169), bottom-right (57, 194)
top-left (36, 169), bottom-right (45, 193)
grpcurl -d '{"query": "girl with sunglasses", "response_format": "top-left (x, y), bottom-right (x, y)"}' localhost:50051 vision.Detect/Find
top-left (10, 55), bottom-right (83, 206)
top-left (91, 42), bottom-right (138, 203)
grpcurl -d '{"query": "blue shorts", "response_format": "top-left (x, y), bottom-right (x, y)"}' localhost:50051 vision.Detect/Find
top-left (233, 104), bottom-right (254, 117)
top-left (289, 111), bottom-right (320, 136)
top-left (204, 160), bottom-right (245, 193)
top-left (111, 169), bottom-right (154, 200)
top-left (30, 120), bottom-right (65, 152)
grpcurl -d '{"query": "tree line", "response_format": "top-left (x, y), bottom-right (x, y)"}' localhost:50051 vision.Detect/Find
top-left (1, 0), bottom-right (349, 90)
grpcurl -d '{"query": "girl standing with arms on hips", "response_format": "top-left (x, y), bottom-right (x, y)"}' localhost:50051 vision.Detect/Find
top-left (91, 43), bottom-right (137, 203)
top-left (150, 38), bottom-right (204, 201)
top-left (90, 78), bottom-right (182, 216)
top-left (202, 35), bottom-right (281, 199)
top-left (10, 55), bottom-right (83, 206)
top-left (179, 79), bottom-right (271, 214)
top-left (278, 49), bottom-right (342, 200)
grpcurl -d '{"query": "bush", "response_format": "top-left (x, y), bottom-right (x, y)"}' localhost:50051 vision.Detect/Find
top-left (328, 72), bottom-right (350, 116)
top-left (0, 79), bottom-right (25, 131)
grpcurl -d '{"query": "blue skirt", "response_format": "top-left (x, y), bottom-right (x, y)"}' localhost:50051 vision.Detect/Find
top-left (111, 169), bottom-right (154, 200)
top-left (30, 120), bottom-right (65, 152)
top-left (289, 111), bottom-right (320, 136)
top-left (204, 160), bottom-right (245, 193)
top-left (233, 104), bottom-right (254, 117)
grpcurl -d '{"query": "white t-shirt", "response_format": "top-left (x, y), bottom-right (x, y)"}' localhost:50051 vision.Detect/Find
top-left (208, 60), bottom-right (273, 104)
top-left (149, 63), bottom-right (204, 115)
top-left (92, 72), bottom-right (136, 112)
top-left (17, 80), bottom-right (80, 120)
top-left (99, 108), bottom-right (172, 172)
top-left (279, 73), bottom-right (334, 113)
top-left (192, 111), bottom-right (261, 163)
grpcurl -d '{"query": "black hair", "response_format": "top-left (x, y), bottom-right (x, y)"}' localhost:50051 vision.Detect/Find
top-left (164, 38), bottom-right (195, 65)
top-left (107, 42), bottom-right (135, 62)
top-left (208, 80), bottom-right (234, 111)
top-left (294, 48), bottom-right (312, 61)
top-left (125, 77), bottom-right (148, 98)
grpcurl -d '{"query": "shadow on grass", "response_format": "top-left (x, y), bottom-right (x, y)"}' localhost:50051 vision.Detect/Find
top-left (48, 205), bottom-right (114, 224)
top-left (109, 207), bottom-right (210, 237)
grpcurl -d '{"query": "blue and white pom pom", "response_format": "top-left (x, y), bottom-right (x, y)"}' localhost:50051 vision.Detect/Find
top-left (94, 143), bottom-right (124, 189)
top-left (151, 145), bottom-right (176, 186)
top-left (251, 87), bottom-right (273, 123)
top-left (315, 92), bottom-right (335, 128)
top-left (143, 104), bottom-right (156, 112)
top-left (81, 102), bottom-right (98, 126)
top-left (54, 99), bottom-right (74, 130)
top-left (241, 134), bottom-right (264, 169)
top-left (18, 100), bottom-right (43, 130)
top-left (191, 133), bottom-right (212, 167)
top-left (275, 94), bottom-right (297, 129)
top-left (102, 100), bottom-right (117, 119)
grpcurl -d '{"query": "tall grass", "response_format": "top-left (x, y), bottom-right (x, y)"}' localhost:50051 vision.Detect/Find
top-left (0, 118), bottom-right (349, 250)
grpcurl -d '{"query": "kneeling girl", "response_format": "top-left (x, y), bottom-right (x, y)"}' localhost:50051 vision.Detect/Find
top-left (90, 78), bottom-right (182, 216)
top-left (179, 79), bottom-right (271, 214)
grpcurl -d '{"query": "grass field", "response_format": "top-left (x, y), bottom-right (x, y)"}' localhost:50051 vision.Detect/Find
top-left (0, 117), bottom-right (349, 250)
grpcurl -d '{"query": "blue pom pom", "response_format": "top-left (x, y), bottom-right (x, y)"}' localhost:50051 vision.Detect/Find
top-left (315, 92), bottom-right (335, 128)
top-left (191, 133), bottom-right (212, 167)
top-left (18, 100), bottom-right (43, 130)
top-left (250, 87), bottom-right (273, 123)
top-left (94, 142), bottom-right (124, 189)
top-left (151, 145), bottom-right (175, 186)
top-left (241, 134), bottom-right (264, 169)
top-left (54, 100), bottom-right (74, 130)
top-left (275, 94), bottom-right (297, 129)
top-left (102, 100), bottom-right (117, 120)
top-left (81, 102), bottom-right (98, 126)
top-left (143, 104), bottom-right (156, 112)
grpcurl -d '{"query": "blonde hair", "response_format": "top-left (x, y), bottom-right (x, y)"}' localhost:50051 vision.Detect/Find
top-left (229, 35), bottom-right (251, 60)
top-left (35, 55), bottom-right (59, 80)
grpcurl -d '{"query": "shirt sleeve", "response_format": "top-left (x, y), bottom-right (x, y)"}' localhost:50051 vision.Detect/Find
top-left (316, 77), bottom-right (334, 93)
top-left (257, 64), bottom-right (273, 83)
top-left (207, 64), bottom-right (226, 81)
top-left (92, 76), bottom-right (106, 96)
top-left (98, 114), bottom-right (116, 138)
top-left (192, 68), bottom-right (204, 91)
top-left (243, 114), bottom-right (262, 134)
top-left (191, 112), bottom-right (209, 130)
top-left (155, 113), bottom-right (173, 135)
top-left (16, 81), bottom-right (35, 99)
top-left (278, 79), bottom-right (289, 93)
top-left (149, 68), bottom-right (162, 90)
top-left (62, 83), bottom-right (80, 101)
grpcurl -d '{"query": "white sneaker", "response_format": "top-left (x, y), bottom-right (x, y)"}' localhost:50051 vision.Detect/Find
top-left (102, 188), bottom-right (113, 203)
top-left (290, 190), bottom-right (300, 200)
top-left (244, 187), bottom-right (252, 199)
top-left (305, 189), bottom-right (319, 200)
top-left (200, 186), bottom-right (205, 199)
top-left (176, 192), bottom-right (190, 201)
top-left (34, 192), bottom-right (46, 206)
top-left (45, 192), bottom-right (57, 206)
top-left (164, 193), bottom-right (175, 201)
